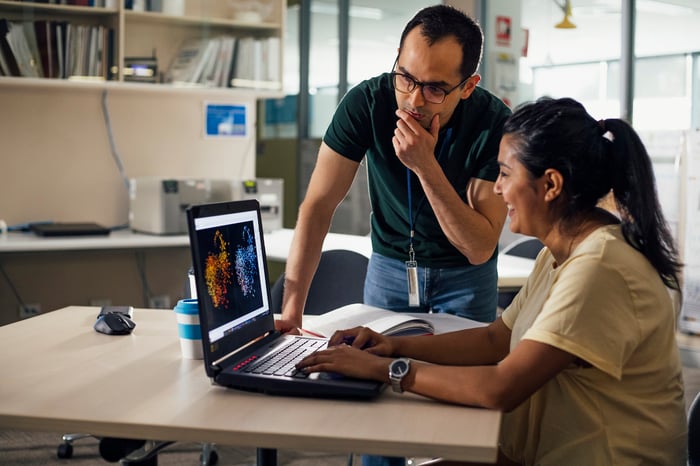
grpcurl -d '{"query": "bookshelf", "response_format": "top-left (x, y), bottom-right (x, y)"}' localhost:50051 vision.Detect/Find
top-left (0, 0), bottom-right (286, 325)
top-left (0, 0), bottom-right (285, 94)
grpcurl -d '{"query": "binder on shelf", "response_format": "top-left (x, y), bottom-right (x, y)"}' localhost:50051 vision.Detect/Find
top-left (165, 36), bottom-right (236, 88)
top-left (34, 20), bottom-right (54, 78)
top-left (4, 21), bottom-right (42, 78)
top-left (55, 21), bottom-right (66, 78)
top-left (21, 21), bottom-right (44, 77)
top-left (230, 36), bottom-right (281, 90)
top-left (0, 20), bottom-right (21, 77)
top-left (166, 37), bottom-right (210, 84)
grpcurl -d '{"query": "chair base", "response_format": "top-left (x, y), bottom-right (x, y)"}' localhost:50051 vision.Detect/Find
top-left (57, 435), bottom-right (217, 465)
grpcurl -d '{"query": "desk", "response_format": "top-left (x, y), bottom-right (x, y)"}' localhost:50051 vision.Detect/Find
top-left (677, 332), bottom-right (700, 368)
top-left (0, 229), bottom-right (367, 258)
top-left (0, 229), bottom-right (190, 253)
top-left (0, 228), bottom-right (534, 289)
top-left (264, 230), bottom-right (534, 290)
top-left (0, 306), bottom-right (501, 463)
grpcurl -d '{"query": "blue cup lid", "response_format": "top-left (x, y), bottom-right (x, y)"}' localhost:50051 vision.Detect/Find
top-left (174, 298), bottom-right (198, 315)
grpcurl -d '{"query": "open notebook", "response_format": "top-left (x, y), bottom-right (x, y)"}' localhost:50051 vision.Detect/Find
top-left (186, 199), bottom-right (384, 399)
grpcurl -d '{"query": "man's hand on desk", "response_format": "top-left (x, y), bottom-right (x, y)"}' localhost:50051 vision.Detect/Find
top-left (275, 317), bottom-right (301, 335)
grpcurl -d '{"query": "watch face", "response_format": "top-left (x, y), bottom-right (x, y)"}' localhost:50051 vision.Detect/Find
top-left (392, 359), bottom-right (409, 376)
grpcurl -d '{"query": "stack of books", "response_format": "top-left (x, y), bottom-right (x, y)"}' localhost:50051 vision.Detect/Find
top-left (164, 35), bottom-right (281, 90)
top-left (0, 19), bottom-right (113, 79)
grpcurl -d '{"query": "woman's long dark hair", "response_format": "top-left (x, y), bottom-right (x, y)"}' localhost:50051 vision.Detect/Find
top-left (504, 97), bottom-right (682, 291)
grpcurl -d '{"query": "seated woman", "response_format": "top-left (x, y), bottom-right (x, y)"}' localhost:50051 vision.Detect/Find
top-left (297, 97), bottom-right (687, 465)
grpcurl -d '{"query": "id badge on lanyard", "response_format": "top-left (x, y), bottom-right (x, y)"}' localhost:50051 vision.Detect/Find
top-left (404, 127), bottom-right (452, 307)
top-left (406, 170), bottom-right (420, 307)
top-left (406, 245), bottom-right (419, 307)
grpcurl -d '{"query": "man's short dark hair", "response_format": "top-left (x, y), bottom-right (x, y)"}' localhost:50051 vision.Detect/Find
top-left (399, 4), bottom-right (484, 79)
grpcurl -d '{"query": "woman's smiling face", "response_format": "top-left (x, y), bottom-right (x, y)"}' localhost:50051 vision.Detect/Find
top-left (494, 134), bottom-right (548, 237)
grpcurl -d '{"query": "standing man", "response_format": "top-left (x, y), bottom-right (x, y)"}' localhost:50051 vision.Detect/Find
top-left (278, 5), bottom-right (510, 334)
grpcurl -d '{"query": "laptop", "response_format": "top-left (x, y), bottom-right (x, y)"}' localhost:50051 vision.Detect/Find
top-left (186, 199), bottom-right (384, 399)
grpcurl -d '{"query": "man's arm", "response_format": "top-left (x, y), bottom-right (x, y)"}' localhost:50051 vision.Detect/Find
top-left (278, 142), bottom-right (360, 330)
top-left (421, 174), bottom-right (506, 265)
top-left (393, 111), bottom-right (507, 265)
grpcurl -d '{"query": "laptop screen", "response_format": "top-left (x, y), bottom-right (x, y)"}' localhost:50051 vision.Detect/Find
top-left (187, 200), bottom-right (275, 366)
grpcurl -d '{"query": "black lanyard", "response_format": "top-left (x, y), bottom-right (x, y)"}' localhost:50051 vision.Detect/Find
top-left (406, 127), bottom-right (453, 260)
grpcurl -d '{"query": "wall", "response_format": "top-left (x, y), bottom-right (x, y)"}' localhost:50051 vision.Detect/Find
top-left (0, 84), bottom-right (258, 324)
top-left (1, 85), bottom-right (257, 226)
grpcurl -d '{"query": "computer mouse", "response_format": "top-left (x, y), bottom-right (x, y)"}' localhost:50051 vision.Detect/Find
top-left (94, 312), bottom-right (136, 335)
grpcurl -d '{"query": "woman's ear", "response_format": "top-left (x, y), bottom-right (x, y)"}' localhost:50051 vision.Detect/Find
top-left (543, 169), bottom-right (564, 202)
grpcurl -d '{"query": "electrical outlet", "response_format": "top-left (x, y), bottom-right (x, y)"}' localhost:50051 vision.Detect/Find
top-left (149, 295), bottom-right (171, 309)
top-left (18, 303), bottom-right (41, 319)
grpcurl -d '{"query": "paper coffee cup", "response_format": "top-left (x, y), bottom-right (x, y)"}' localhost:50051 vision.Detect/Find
top-left (174, 298), bottom-right (203, 359)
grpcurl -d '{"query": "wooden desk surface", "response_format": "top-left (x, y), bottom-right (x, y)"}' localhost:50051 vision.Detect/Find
top-left (0, 307), bottom-right (501, 462)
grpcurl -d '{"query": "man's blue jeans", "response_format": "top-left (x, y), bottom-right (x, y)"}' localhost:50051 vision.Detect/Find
top-left (364, 253), bottom-right (497, 323)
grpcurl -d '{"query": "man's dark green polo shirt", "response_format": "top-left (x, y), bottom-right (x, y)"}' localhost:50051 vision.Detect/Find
top-left (323, 73), bottom-right (511, 268)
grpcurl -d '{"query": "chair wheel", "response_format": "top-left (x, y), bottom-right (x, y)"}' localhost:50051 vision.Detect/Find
top-left (57, 442), bottom-right (74, 459)
top-left (201, 449), bottom-right (218, 465)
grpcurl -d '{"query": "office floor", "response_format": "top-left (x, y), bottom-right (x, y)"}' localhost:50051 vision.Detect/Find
top-left (2, 366), bottom-right (700, 465)
top-left (0, 430), bottom-right (355, 465)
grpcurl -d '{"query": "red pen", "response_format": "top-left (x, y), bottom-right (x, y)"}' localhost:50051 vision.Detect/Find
top-left (298, 327), bottom-right (325, 338)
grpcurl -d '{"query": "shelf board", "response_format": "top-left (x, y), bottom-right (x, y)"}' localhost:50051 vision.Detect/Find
top-left (0, 76), bottom-right (284, 98)
top-left (0, 0), bottom-right (117, 17)
top-left (124, 10), bottom-right (281, 32)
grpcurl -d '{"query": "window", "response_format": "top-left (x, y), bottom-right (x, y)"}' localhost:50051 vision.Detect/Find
top-left (520, 0), bottom-right (700, 131)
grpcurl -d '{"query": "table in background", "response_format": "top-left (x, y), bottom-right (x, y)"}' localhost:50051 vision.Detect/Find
top-left (0, 229), bottom-right (189, 252)
top-left (678, 332), bottom-right (700, 368)
top-left (0, 306), bottom-right (501, 464)
top-left (263, 230), bottom-right (534, 290)
top-left (0, 228), bottom-right (535, 289)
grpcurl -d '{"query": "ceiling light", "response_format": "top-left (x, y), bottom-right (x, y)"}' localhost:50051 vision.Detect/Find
top-left (554, 0), bottom-right (577, 29)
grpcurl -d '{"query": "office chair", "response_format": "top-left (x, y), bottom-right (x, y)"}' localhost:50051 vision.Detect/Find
top-left (270, 248), bottom-right (369, 316)
top-left (500, 236), bottom-right (544, 260)
top-left (497, 236), bottom-right (544, 310)
top-left (690, 391), bottom-right (700, 466)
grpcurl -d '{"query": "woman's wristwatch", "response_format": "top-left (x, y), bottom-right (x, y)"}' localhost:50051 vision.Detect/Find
top-left (388, 358), bottom-right (411, 393)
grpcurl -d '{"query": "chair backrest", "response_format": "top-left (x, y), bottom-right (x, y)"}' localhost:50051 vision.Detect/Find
top-left (270, 249), bottom-right (369, 315)
top-left (497, 237), bottom-right (544, 311)
top-left (690, 391), bottom-right (700, 465)
top-left (501, 236), bottom-right (544, 259)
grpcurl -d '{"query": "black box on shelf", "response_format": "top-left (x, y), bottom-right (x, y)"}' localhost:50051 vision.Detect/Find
top-left (123, 56), bottom-right (158, 83)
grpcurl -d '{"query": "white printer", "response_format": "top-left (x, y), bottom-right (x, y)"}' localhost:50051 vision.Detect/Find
top-left (129, 177), bottom-right (283, 234)
top-left (237, 178), bottom-right (284, 233)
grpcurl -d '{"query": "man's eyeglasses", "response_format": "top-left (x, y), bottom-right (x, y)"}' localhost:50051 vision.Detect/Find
top-left (391, 67), bottom-right (470, 104)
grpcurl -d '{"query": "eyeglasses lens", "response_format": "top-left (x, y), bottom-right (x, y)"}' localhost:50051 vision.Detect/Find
top-left (392, 73), bottom-right (446, 104)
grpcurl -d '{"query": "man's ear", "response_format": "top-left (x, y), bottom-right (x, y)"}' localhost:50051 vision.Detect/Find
top-left (543, 168), bottom-right (564, 202)
top-left (460, 75), bottom-right (480, 100)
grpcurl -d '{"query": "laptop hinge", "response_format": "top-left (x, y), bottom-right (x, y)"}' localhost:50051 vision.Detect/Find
top-left (211, 330), bottom-right (281, 368)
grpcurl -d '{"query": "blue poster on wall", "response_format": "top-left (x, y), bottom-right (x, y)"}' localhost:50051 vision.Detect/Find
top-left (205, 104), bottom-right (247, 137)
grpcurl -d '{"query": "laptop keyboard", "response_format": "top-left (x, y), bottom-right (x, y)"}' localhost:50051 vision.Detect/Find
top-left (239, 338), bottom-right (327, 378)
